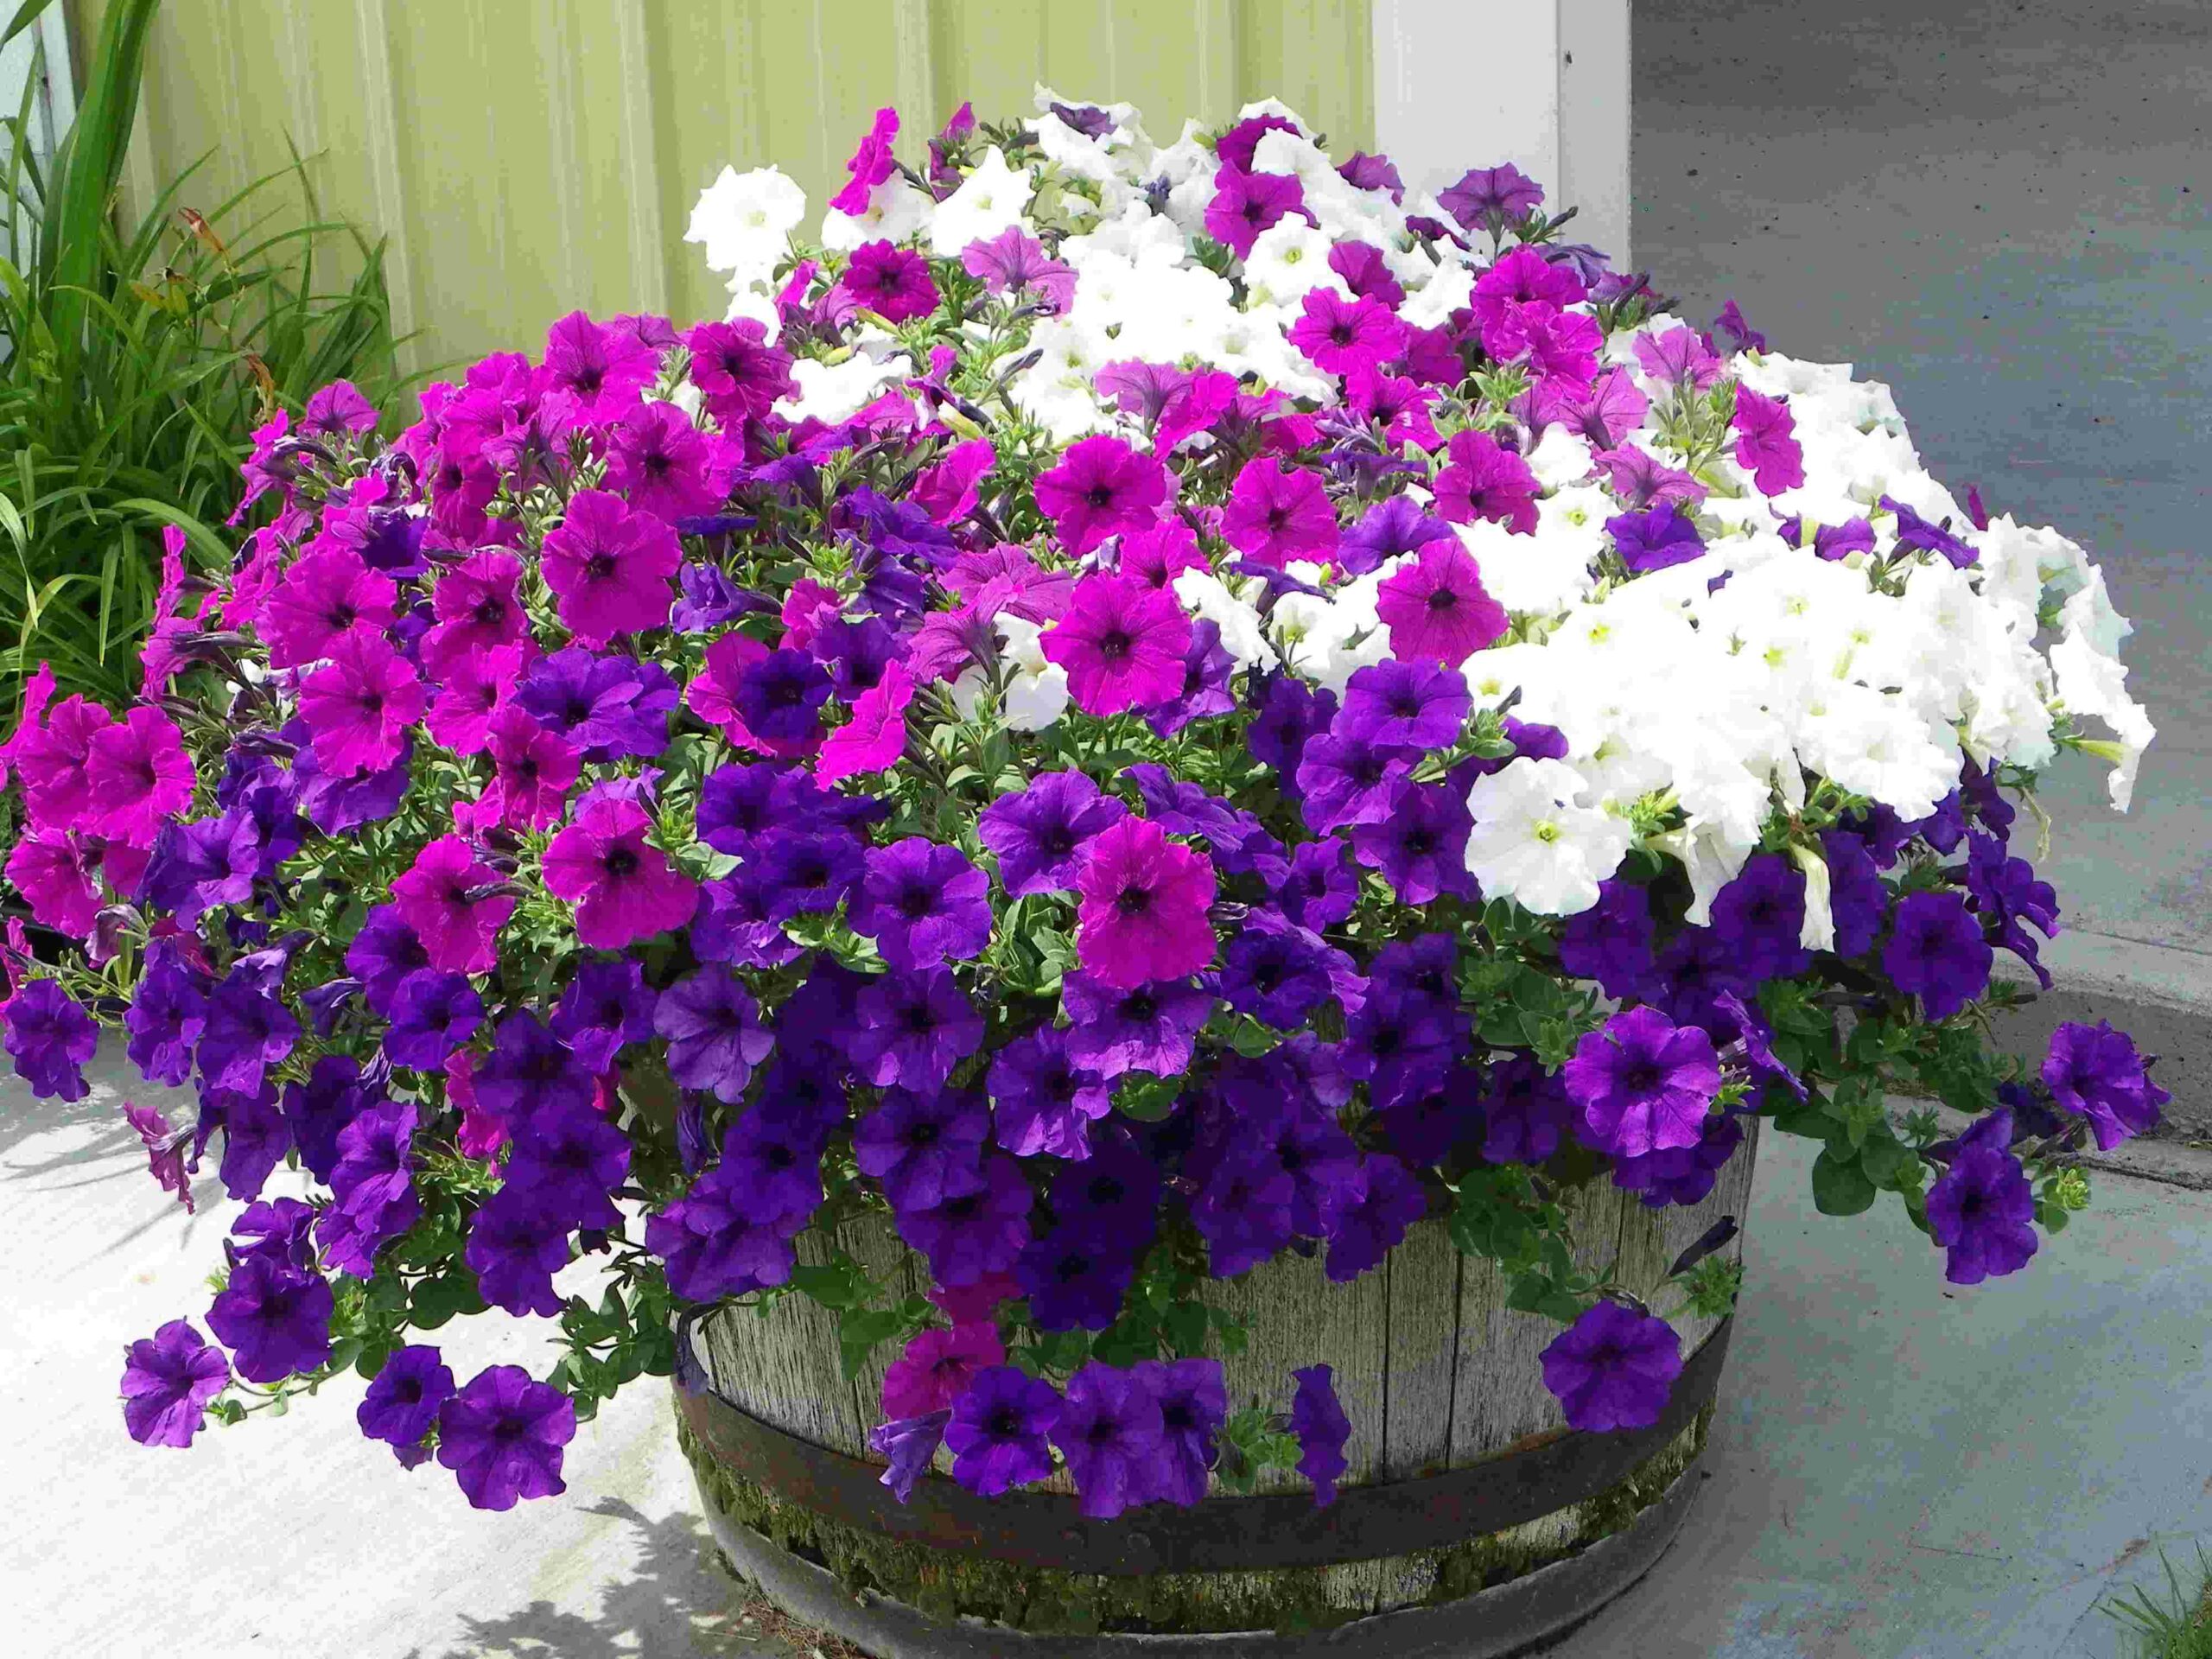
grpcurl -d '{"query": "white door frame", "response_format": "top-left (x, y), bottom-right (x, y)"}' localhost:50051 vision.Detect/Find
top-left (2, 3), bottom-right (79, 270)
top-left (1370, 0), bottom-right (1631, 266)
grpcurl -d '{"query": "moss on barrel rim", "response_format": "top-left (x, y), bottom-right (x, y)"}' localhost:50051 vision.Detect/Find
top-left (675, 1402), bottom-right (1712, 1638)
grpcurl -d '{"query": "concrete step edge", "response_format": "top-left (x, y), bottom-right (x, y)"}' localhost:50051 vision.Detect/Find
top-left (1983, 925), bottom-right (2210, 1145)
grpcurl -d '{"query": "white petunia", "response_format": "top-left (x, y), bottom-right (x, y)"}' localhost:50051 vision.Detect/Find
top-left (1463, 759), bottom-right (1635, 917)
top-left (1172, 570), bottom-right (1274, 670)
top-left (930, 147), bottom-right (1034, 257)
top-left (820, 179), bottom-right (934, 252)
top-left (995, 614), bottom-right (1072, 733)
top-left (1243, 218), bottom-right (1344, 306)
top-left (2050, 631), bottom-right (2156, 810)
top-left (776, 349), bottom-right (907, 424)
top-left (687, 165), bottom-right (806, 276)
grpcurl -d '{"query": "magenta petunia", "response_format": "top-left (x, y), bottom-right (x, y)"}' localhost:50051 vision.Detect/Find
top-left (543, 798), bottom-right (698, 950)
top-left (1040, 572), bottom-right (1192, 716)
top-left (683, 318), bottom-right (796, 427)
top-left (1205, 166), bottom-right (1306, 258)
top-left (427, 642), bottom-right (527, 755)
top-left (817, 658), bottom-right (916, 785)
top-left (1221, 457), bottom-right (1338, 568)
top-left (390, 835), bottom-right (516, 976)
top-left (540, 489), bottom-right (682, 646)
top-left (834, 240), bottom-right (940, 324)
top-left (542, 308), bottom-right (661, 421)
top-left (1074, 817), bottom-right (1217, 989)
top-left (1375, 540), bottom-right (1509, 664)
top-left (1433, 429), bottom-right (1541, 533)
top-left (1287, 288), bottom-right (1409, 377)
top-left (881, 1322), bottom-right (1005, 1421)
top-left (82, 707), bottom-right (195, 847)
top-left (6, 831), bottom-right (101, 937)
top-left (1732, 387), bottom-right (1806, 495)
top-left (605, 400), bottom-right (733, 522)
top-left (11, 685), bottom-right (108, 834)
top-left (912, 439), bottom-right (997, 526)
top-left (486, 707), bottom-right (582, 831)
top-left (1033, 435), bottom-right (1170, 556)
top-left (960, 226), bottom-right (1077, 312)
top-left (830, 105), bottom-right (899, 216)
top-left (260, 548), bottom-right (397, 669)
top-left (299, 631), bottom-right (425, 779)
top-left (424, 548), bottom-right (527, 677)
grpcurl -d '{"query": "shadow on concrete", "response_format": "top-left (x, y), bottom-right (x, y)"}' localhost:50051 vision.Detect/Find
top-left (406, 1498), bottom-right (774, 1659)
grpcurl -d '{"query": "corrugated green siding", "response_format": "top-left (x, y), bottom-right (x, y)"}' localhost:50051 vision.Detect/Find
top-left (76, 0), bottom-right (1371, 372)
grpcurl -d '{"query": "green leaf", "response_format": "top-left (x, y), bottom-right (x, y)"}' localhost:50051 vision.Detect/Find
top-left (1810, 1148), bottom-right (1878, 1216)
top-left (836, 1308), bottom-right (905, 1383)
top-left (3, 2), bottom-right (54, 48)
top-left (1857, 1135), bottom-right (1919, 1188)
top-left (1162, 1300), bottom-right (1209, 1358)
top-left (409, 1268), bottom-right (487, 1329)
top-left (791, 1259), bottom-right (868, 1311)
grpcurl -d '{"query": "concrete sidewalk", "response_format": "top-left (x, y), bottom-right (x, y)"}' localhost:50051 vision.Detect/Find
top-left (10, 1049), bottom-right (2212, 1658)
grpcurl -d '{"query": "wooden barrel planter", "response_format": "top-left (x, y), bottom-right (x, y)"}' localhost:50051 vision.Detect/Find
top-left (674, 1122), bottom-right (1757, 1657)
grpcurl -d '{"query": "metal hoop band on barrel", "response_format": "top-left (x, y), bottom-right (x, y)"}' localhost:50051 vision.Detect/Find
top-left (675, 1316), bottom-right (1732, 1578)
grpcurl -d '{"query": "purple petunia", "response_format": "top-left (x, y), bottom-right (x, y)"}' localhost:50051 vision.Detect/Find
top-left (207, 1255), bottom-right (333, 1384)
top-left (1336, 659), bottom-right (1472, 751)
top-left (655, 967), bottom-right (775, 1103)
top-left (1708, 854), bottom-right (1811, 983)
top-left (850, 839), bottom-right (994, 971)
top-left (5, 977), bottom-right (99, 1100)
top-left (357, 1344), bottom-right (455, 1464)
top-left (2043, 1020), bottom-right (2168, 1149)
top-left (895, 1154), bottom-right (1033, 1289)
top-left (1052, 1361), bottom-right (1166, 1520)
top-left (1883, 889), bottom-right (1992, 1021)
top-left (1564, 1007), bottom-right (1720, 1159)
top-left (1540, 1301), bottom-right (1681, 1432)
top-left (852, 968), bottom-right (984, 1095)
top-left (1351, 779), bottom-right (1476, 905)
top-left (855, 1088), bottom-right (990, 1211)
top-left (503, 1098), bottom-right (631, 1234)
top-left (1133, 1358), bottom-right (1226, 1508)
top-left (1324, 1155), bottom-right (1429, 1283)
top-left (1063, 971), bottom-right (1215, 1080)
top-left (1288, 1364), bottom-right (1352, 1507)
top-left (436, 1364), bottom-right (576, 1510)
top-left (1558, 880), bottom-right (1656, 1001)
top-left (120, 1319), bottom-right (230, 1448)
top-left (988, 1027), bottom-right (1114, 1160)
top-left (466, 1189), bottom-right (572, 1317)
top-left (550, 959), bottom-right (658, 1073)
top-left (384, 970), bottom-right (484, 1071)
top-left (868, 1409), bottom-right (952, 1504)
top-left (978, 770), bottom-right (1128, 899)
top-left (944, 1364), bottom-right (1061, 1497)
top-left (1925, 1108), bottom-right (2038, 1284)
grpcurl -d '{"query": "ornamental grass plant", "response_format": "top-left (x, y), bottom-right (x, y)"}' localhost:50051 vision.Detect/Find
top-left (0, 0), bottom-right (399, 706)
top-left (3, 91), bottom-right (2166, 1519)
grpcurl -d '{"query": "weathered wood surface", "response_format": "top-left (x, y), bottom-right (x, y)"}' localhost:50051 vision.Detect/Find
top-left (691, 1122), bottom-right (1760, 1624)
top-left (699, 1119), bottom-right (1759, 1473)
